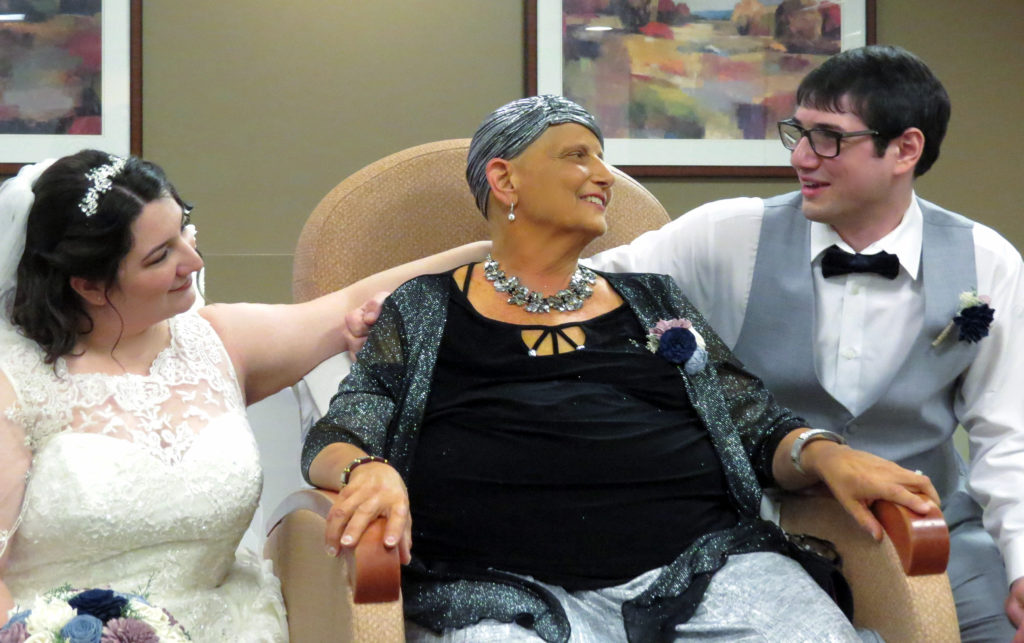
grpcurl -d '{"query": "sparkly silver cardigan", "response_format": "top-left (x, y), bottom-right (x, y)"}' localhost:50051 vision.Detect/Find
top-left (302, 271), bottom-right (808, 643)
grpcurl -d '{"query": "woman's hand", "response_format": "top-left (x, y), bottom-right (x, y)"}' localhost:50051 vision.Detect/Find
top-left (324, 461), bottom-right (412, 564)
top-left (343, 292), bottom-right (387, 357)
top-left (801, 441), bottom-right (940, 541)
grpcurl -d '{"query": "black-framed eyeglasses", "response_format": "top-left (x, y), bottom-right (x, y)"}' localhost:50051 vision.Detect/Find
top-left (777, 118), bottom-right (879, 159)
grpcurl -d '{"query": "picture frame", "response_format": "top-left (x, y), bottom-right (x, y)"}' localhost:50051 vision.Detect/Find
top-left (525, 0), bottom-right (876, 177)
top-left (0, 0), bottom-right (141, 174)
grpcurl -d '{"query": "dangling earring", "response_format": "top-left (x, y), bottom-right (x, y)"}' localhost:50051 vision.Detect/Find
top-left (508, 201), bottom-right (516, 223)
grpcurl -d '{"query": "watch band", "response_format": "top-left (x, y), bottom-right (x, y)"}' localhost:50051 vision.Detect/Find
top-left (340, 455), bottom-right (389, 487)
top-left (790, 429), bottom-right (847, 476)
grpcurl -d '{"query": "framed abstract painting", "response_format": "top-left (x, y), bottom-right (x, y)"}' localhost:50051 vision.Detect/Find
top-left (0, 0), bottom-right (141, 174)
top-left (526, 0), bottom-right (875, 177)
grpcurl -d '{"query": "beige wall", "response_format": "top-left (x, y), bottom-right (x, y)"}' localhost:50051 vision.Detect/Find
top-left (139, 1), bottom-right (1023, 303)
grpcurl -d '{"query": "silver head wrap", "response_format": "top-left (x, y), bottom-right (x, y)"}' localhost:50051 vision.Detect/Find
top-left (0, 159), bottom-right (57, 336)
top-left (79, 154), bottom-right (127, 217)
top-left (466, 95), bottom-right (603, 216)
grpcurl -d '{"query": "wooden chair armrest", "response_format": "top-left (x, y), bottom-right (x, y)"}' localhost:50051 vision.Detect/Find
top-left (871, 498), bottom-right (949, 576)
top-left (780, 494), bottom-right (957, 640)
top-left (265, 488), bottom-right (401, 603)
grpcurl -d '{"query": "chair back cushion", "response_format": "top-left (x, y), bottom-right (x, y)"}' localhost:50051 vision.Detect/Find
top-left (293, 139), bottom-right (670, 302)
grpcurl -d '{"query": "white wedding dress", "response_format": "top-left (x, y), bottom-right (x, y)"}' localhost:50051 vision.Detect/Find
top-left (0, 312), bottom-right (287, 641)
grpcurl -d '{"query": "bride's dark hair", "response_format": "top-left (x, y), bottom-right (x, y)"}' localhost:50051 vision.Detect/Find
top-left (11, 149), bottom-right (189, 364)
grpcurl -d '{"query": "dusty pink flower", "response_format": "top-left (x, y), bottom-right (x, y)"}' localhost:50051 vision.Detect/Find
top-left (651, 318), bottom-right (692, 337)
top-left (0, 621), bottom-right (28, 643)
top-left (101, 618), bottom-right (159, 643)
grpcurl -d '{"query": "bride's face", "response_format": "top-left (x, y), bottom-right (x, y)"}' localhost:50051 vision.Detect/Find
top-left (105, 197), bottom-right (203, 327)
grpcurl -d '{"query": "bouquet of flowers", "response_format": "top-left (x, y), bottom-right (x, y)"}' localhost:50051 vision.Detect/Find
top-left (1, 586), bottom-right (190, 642)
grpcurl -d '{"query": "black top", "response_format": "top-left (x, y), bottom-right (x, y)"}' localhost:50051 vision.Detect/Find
top-left (407, 270), bottom-right (739, 590)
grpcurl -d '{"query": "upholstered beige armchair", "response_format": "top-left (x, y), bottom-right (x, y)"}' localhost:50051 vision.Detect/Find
top-left (265, 139), bottom-right (959, 642)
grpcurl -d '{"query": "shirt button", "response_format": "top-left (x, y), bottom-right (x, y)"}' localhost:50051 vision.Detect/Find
top-left (841, 347), bottom-right (858, 359)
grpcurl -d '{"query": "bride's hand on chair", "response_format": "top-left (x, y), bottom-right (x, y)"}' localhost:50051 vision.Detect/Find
top-left (324, 461), bottom-right (412, 564)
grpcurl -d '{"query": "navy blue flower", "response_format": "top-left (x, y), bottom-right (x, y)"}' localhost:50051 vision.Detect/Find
top-left (60, 613), bottom-right (103, 643)
top-left (656, 327), bottom-right (697, 364)
top-left (955, 303), bottom-right (995, 343)
top-left (69, 588), bottom-right (127, 622)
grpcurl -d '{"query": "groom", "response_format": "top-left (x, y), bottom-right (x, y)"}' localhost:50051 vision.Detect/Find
top-left (584, 45), bottom-right (1024, 642)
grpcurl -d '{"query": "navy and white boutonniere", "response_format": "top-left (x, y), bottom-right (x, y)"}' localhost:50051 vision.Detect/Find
top-left (931, 290), bottom-right (995, 347)
top-left (646, 319), bottom-right (708, 374)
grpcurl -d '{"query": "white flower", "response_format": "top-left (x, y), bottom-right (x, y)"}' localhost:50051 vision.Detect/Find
top-left (24, 633), bottom-right (59, 642)
top-left (958, 290), bottom-right (990, 309)
top-left (156, 623), bottom-right (192, 642)
top-left (130, 600), bottom-right (169, 625)
top-left (131, 600), bottom-right (190, 639)
top-left (24, 596), bottom-right (75, 635)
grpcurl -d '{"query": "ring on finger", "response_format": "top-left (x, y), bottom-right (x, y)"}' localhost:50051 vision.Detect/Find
top-left (913, 469), bottom-right (923, 476)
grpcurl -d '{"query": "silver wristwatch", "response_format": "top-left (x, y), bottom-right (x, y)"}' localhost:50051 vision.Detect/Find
top-left (790, 429), bottom-right (847, 476)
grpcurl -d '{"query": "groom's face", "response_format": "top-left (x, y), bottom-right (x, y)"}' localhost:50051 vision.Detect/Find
top-left (789, 101), bottom-right (901, 236)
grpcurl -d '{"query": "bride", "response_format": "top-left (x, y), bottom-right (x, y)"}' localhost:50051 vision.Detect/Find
top-left (0, 151), bottom-right (476, 640)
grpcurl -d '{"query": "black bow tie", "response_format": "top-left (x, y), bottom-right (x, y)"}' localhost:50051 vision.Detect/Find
top-left (820, 244), bottom-right (900, 280)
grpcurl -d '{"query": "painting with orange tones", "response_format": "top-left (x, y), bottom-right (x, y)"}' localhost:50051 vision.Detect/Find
top-left (527, 0), bottom-right (873, 177)
top-left (0, 0), bottom-right (138, 173)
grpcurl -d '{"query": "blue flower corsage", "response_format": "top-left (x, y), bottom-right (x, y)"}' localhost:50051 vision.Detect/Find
top-left (646, 318), bottom-right (708, 374)
top-left (932, 290), bottom-right (995, 347)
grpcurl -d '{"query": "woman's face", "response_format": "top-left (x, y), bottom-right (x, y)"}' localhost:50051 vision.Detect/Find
top-left (105, 196), bottom-right (203, 327)
top-left (508, 123), bottom-right (614, 236)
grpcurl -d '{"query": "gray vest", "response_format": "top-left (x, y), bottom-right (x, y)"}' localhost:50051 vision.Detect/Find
top-left (733, 192), bottom-right (980, 501)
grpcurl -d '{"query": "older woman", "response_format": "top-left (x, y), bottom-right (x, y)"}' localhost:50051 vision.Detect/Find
top-left (302, 96), bottom-right (936, 642)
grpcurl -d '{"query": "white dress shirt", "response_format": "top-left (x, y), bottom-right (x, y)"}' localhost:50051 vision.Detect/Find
top-left (586, 193), bottom-right (1024, 584)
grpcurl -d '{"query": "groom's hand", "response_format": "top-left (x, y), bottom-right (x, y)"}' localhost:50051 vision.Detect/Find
top-left (1008, 577), bottom-right (1024, 642)
top-left (344, 291), bottom-right (387, 357)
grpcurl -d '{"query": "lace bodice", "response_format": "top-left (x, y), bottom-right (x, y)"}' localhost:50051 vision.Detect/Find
top-left (0, 312), bottom-right (286, 641)
top-left (4, 312), bottom-right (245, 467)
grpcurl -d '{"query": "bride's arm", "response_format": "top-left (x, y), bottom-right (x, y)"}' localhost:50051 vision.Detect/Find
top-left (0, 373), bottom-right (31, 625)
top-left (201, 241), bottom-right (488, 404)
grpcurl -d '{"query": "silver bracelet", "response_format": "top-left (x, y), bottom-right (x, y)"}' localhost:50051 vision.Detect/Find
top-left (790, 429), bottom-right (847, 476)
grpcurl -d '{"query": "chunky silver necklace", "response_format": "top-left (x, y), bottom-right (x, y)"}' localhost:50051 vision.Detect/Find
top-left (483, 254), bottom-right (597, 313)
